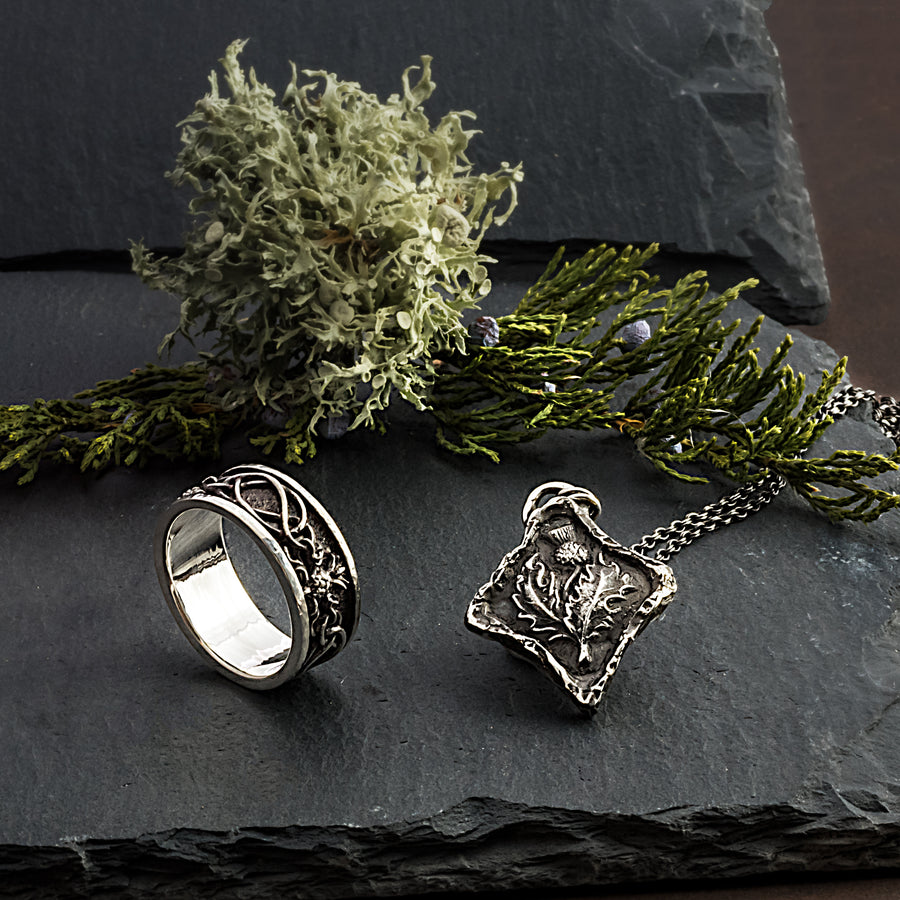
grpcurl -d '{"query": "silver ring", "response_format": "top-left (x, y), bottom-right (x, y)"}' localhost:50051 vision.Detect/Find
top-left (154, 464), bottom-right (359, 689)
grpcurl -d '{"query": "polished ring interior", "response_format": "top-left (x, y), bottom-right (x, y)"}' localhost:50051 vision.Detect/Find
top-left (154, 465), bottom-right (357, 689)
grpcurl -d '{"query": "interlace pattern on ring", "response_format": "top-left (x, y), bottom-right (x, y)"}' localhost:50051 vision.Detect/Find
top-left (193, 467), bottom-right (352, 667)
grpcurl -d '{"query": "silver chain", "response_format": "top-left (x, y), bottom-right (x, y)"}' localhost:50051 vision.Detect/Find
top-left (630, 385), bottom-right (900, 562)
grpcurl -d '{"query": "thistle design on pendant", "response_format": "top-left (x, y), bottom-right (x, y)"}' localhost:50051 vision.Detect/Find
top-left (466, 482), bottom-right (677, 712)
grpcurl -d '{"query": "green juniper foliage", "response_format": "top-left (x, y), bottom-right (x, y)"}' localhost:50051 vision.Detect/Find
top-left (2, 242), bottom-right (899, 521)
top-left (430, 243), bottom-right (900, 522)
top-left (132, 40), bottom-right (522, 437)
top-left (0, 365), bottom-right (235, 483)
top-left (2, 47), bottom-right (900, 523)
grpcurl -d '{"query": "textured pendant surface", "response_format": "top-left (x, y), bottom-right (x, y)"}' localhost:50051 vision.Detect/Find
top-left (467, 483), bottom-right (677, 712)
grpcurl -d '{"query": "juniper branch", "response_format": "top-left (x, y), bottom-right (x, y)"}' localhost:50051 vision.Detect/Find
top-left (429, 242), bottom-right (900, 522)
top-left (0, 364), bottom-right (237, 484)
top-left (5, 239), bottom-right (900, 525)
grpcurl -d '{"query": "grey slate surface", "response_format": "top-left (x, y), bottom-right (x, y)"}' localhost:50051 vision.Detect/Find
top-left (1, 270), bottom-right (899, 898)
top-left (1, 0), bottom-right (827, 323)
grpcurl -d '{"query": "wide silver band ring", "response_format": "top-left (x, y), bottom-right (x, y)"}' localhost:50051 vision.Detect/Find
top-left (154, 464), bottom-right (359, 689)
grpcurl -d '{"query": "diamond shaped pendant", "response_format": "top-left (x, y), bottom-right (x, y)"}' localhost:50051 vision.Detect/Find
top-left (466, 482), bottom-right (678, 712)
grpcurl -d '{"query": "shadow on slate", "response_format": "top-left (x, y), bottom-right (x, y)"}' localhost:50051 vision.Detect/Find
top-left (0, 0), bottom-right (826, 323)
top-left (1, 270), bottom-right (900, 898)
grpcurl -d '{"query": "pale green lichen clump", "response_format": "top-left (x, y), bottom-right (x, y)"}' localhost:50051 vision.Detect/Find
top-left (132, 40), bottom-right (522, 435)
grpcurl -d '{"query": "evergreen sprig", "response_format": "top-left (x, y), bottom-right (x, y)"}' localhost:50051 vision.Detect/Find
top-left (430, 243), bottom-right (754, 458)
top-left (429, 244), bottom-right (900, 522)
top-left (3, 242), bottom-right (899, 523)
top-left (0, 365), bottom-right (233, 484)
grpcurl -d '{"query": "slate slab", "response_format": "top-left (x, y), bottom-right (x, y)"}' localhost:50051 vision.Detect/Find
top-left (0, 269), bottom-right (898, 898)
top-left (0, 0), bottom-right (827, 323)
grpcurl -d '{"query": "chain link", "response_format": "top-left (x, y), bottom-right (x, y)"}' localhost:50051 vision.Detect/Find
top-left (630, 385), bottom-right (900, 562)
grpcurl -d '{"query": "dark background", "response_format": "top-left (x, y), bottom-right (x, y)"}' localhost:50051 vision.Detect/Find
top-left (772, 1), bottom-right (900, 401)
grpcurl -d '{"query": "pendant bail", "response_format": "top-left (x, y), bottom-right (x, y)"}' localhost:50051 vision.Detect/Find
top-left (521, 481), bottom-right (602, 525)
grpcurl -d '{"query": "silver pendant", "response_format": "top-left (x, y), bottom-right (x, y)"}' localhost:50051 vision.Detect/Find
top-left (467, 482), bottom-right (677, 712)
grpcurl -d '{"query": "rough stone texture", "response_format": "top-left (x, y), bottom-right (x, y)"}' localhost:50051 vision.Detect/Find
top-left (1, 270), bottom-right (898, 898)
top-left (0, 0), bottom-right (827, 323)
